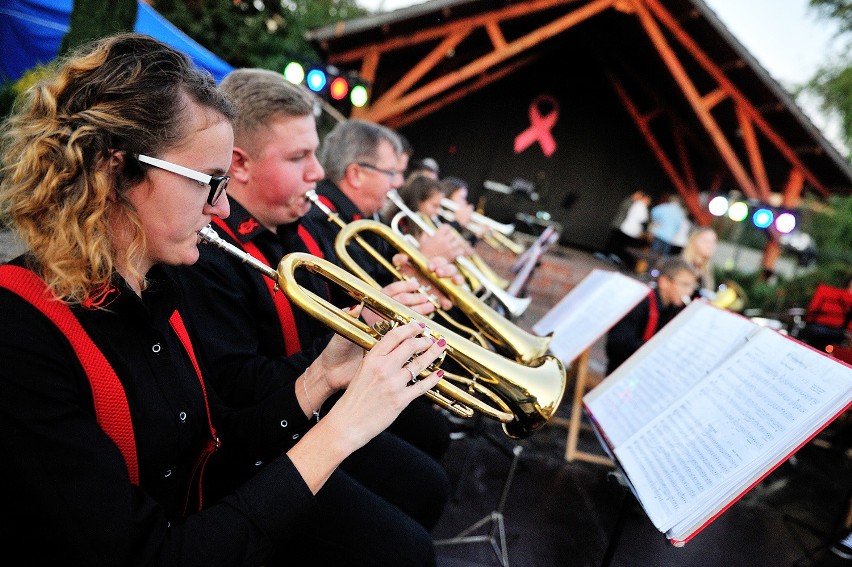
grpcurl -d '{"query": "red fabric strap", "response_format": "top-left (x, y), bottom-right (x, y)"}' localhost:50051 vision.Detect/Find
top-left (211, 218), bottom-right (302, 356)
top-left (168, 310), bottom-right (219, 513)
top-left (643, 289), bottom-right (660, 343)
top-left (297, 224), bottom-right (324, 258)
top-left (0, 265), bottom-right (140, 485)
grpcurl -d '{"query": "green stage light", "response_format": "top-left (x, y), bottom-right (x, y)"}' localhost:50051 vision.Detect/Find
top-left (727, 201), bottom-right (749, 222)
top-left (350, 85), bottom-right (369, 107)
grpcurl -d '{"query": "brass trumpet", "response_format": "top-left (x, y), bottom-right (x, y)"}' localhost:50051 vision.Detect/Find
top-left (306, 190), bottom-right (490, 347)
top-left (440, 198), bottom-right (515, 235)
top-left (386, 190), bottom-right (531, 318)
top-left (337, 219), bottom-right (553, 365)
top-left (198, 225), bottom-right (566, 439)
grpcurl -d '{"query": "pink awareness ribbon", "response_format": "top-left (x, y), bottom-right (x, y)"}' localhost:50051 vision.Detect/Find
top-left (513, 94), bottom-right (560, 157)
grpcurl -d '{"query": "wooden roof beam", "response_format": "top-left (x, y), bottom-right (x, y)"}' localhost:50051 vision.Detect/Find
top-left (369, 29), bottom-right (471, 112)
top-left (628, 0), bottom-right (762, 200)
top-left (364, 0), bottom-right (613, 124)
top-left (609, 73), bottom-right (710, 225)
top-left (735, 104), bottom-right (771, 198)
top-left (674, 125), bottom-right (701, 199)
top-left (350, 48), bottom-right (381, 119)
top-left (643, 0), bottom-right (828, 196)
top-left (327, 0), bottom-right (583, 65)
top-left (385, 54), bottom-right (541, 130)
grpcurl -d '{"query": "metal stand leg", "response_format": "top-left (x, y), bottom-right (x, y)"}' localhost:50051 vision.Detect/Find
top-left (435, 445), bottom-right (523, 567)
top-left (600, 471), bottom-right (632, 567)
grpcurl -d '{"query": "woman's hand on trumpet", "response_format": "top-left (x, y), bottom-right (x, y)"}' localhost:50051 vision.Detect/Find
top-left (323, 321), bottom-right (447, 448)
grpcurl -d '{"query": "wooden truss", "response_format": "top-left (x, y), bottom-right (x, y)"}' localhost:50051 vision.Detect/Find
top-left (326, 0), bottom-right (822, 271)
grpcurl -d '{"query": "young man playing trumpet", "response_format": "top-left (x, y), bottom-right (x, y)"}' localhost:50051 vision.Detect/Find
top-left (170, 68), bottom-right (456, 565)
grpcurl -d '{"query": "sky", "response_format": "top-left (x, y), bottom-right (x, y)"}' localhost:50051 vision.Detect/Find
top-left (356, 0), bottom-right (846, 152)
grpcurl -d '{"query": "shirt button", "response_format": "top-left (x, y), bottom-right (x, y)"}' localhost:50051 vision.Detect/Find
top-left (292, 434), bottom-right (300, 440)
top-left (280, 420), bottom-right (288, 428)
top-left (179, 412), bottom-right (187, 423)
top-left (254, 460), bottom-right (263, 467)
top-left (152, 343), bottom-right (161, 353)
top-left (164, 469), bottom-right (172, 478)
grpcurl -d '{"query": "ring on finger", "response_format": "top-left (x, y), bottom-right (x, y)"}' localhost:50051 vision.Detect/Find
top-left (405, 364), bottom-right (419, 385)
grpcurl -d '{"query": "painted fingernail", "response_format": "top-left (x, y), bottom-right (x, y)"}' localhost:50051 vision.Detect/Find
top-left (437, 370), bottom-right (444, 378)
top-left (437, 338), bottom-right (446, 347)
top-left (418, 322), bottom-right (426, 328)
top-left (430, 337), bottom-right (437, 343)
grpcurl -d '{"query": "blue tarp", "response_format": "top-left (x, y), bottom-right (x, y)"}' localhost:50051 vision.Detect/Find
top-left (0, 0), bottom-right (234, 83)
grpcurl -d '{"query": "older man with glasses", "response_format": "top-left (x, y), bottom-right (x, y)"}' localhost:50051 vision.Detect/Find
top-left (307, 120), bottom-right (462, 289)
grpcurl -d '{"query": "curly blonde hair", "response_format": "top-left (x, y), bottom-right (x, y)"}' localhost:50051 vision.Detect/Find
top-left (0, 33), bottom-right (233, 305)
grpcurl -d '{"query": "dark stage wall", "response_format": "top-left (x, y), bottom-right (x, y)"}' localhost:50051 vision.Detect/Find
top-left (400, 54), bottom-right (674, 251)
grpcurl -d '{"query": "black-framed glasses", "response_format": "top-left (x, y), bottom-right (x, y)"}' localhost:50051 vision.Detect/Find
top-left (136, 154), bottom-right (229, 206)
top-left (355, 161), bottom-right (404, 180)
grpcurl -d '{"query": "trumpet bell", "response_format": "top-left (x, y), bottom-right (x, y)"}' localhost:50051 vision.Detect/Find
top-left (336, 219), bottom-right (553, 364)
top-left (711, 280), bottom-right (747, 312)
top-left (278, 252), bottom-right (567, 439)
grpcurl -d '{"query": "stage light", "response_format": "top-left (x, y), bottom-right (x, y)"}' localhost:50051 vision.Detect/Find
top-left (752, 208), bottom-right (774, 229)
top-left (305, 68), bottom-right (327, 92)
top-left (350, 84), bottom-right (369, 107)
top-left (283, 61), bottom-right (304, 85)
top-left (775, 212), bottom-right (797, 234)
top-left (727, 201), bottom-right (749, 222)
top-left (329, 76), bottom-right (349, 100)
top-left (708, 196), bottom-right (729, 216)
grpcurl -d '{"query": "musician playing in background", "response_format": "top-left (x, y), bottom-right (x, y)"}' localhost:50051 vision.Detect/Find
top-left (382, 174), bottom-right (472, 263)
top-left (305, 120), bottom-right (463, 297)
top-left (605, 257), bottom-right (699, 375)
top-left (440, 176), bottom-right (480, 245)
top-left (0, 35), bottom-right (446, 566)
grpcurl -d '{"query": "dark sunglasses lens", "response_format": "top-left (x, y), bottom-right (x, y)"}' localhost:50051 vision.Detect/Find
top-left (208, 176), bottom-right (229, 206)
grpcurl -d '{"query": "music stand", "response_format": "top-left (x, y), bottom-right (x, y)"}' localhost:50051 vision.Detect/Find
top-left (435, 444), bottom-right (524, 567)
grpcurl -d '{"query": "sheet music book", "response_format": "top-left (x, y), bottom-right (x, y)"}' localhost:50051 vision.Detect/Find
top-left (584, 300), bottom-right (852, 546)
top-left (532, 269), bottom-right (650, 363)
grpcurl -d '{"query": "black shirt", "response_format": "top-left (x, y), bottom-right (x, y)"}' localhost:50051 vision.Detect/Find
top-left (604, 288), bottom-right (685, 375)
top-left (0, 258), bottom-right (315, 566)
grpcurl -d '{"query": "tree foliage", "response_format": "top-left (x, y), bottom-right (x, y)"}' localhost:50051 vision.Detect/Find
top-left (805, 0), bottom-right (852, 156)
top-left (150, 0), bottom-right (368, 71)
top-left (59, 0), bottom-right (138, 56)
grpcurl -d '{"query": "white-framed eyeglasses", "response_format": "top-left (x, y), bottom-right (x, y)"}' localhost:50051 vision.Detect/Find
top-left (136, 154), bottom-right (229, 206)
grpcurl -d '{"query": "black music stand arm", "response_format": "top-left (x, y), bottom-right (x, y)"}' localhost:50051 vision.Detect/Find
top-left (600, 470), bottom-right (633, 567)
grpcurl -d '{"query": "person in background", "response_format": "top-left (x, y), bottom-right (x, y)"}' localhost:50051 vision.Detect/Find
top-left (669, 214), bottom-right (693, 256)
top-left (0, 33), bottom-right (446, 566)
top-left (407, 156), bottom-right (441, 180)
top-left (604, 190), bottom-right (646, 256)
top-left (306, 120), bottom-right (463, 285)
top-left (607, 190), bottom-right (651, 271)
top-left (440, 176), bottom-right (482, 245)
top-left (605, 256), bottom-right (698, 375)
top-left (680, 226), bottom-right (718, 297)
top-left (383, 174), bottom-right (473, 263)
top-left (649, 194), bottom-right (686, 256)
top-left (304, 119), bottom-right (462, 462)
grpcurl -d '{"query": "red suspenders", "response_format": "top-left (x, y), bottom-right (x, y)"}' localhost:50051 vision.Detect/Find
top-left (211, 217), bottom-right (310, 356)
top-left (642, 289), bottom-right (660, 343)
top-left (0, 265), bottom-right (218, 509)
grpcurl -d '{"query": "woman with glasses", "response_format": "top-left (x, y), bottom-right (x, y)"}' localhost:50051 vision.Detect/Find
top-left (381, 174), bottom-right (473, 264)
top-left (0, 33), bottom-right (445, 566)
